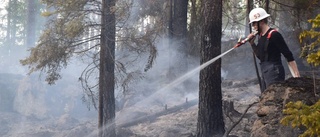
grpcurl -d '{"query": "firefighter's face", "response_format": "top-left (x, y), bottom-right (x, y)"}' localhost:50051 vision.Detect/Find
top-left (252, 21), bottom-right (258, 31)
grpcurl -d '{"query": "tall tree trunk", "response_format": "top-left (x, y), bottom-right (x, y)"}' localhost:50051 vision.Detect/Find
top-left (188, 0), bottom-right (201, 57)
top-left (245, 0), bottom-right (254, 35)
top-left (99, 0), bottom-right (116, 136)
top-left (197, 0), bottom-right (225, 137)
top-left (26, 0), bottom-right (37, 48)
top-left (172, 0), bottom-right (189, 79)
top-left (167, 0), bottom-right (174, 80)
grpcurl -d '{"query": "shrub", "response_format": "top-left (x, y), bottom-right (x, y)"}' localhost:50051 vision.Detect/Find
top-left (281, 101), bottom-right (320, 137)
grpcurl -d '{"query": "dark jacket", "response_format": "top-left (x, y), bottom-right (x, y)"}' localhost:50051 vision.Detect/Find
top-left (251, 28), bottom-right (295, 90)
top-left (251, 28), bottom-right (294, 63)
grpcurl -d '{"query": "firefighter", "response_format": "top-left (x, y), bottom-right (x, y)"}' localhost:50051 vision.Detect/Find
top-left (247, 7), bottom-right (300, 91)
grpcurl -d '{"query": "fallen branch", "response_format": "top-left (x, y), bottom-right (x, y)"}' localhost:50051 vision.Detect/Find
top-left (118, 99), bottom-right (198, 128)
top-left (223, 101), bottom-right (258, 137)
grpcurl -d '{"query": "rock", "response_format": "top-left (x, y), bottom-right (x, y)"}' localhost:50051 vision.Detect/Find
top-left (250, 77), bottom-right (320, 137)
top-left (256, 105), bottom-right (276, 117)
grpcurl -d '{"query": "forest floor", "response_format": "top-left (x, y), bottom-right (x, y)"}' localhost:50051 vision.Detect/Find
top-left (0, 78), bottom-right (261, 137)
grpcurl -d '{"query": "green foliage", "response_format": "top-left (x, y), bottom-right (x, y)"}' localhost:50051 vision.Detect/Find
top-left (22, 0), bottom-right (164, 88)
top-left (21, 0), bottom-right (89, 84)
top-left (299, 14), bottom-right (320, 67)
top-left (281, 101), bottom-right (320, 137)
top-left (20, 26), bottom-right (73, 84)
top-left (64, 16), bottom-right (85, 39)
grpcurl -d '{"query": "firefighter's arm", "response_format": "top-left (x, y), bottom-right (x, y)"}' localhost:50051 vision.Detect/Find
top-left (247, 33), bottom-right (259, 58)
top-left (287, 60), bottom-right (300, 77)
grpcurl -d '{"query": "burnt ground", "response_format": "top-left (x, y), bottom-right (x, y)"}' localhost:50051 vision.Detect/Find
top-left (1, 73), bottom-right (319, 137)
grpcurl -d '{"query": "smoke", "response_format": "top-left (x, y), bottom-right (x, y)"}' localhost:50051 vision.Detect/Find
top-left (1, 1), bottom-right (259, 137)
top-left (113, 36), bottom-right (200, 127)
top-left (113, 26), bottom-right (258, 127)
top-left (13, 77), bottom-right (47, 118)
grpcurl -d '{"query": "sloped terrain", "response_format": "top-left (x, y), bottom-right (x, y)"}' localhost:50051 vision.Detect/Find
top-left (251, 77), bottom-right (320, 137)
top-left (0, 74), bottom-right (260, 137)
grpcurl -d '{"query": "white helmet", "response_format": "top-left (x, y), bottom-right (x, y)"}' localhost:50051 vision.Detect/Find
top-left (249, 8), bottom-right (270, 24)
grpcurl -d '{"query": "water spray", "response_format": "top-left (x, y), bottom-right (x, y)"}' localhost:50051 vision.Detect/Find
top-left (108, 32), bottom-right (260, 134)
top-left (200, 31), bottom-right (258, 71)
top-left (132, 32), bottom-right (259, 107)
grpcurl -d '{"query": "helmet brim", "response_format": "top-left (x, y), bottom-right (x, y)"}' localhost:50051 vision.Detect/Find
top-left (249, 14), bottom-right (270, 24)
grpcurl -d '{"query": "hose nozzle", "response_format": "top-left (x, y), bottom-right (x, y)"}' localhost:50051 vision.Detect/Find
top-left (233, 31), bottom-right (258, 48)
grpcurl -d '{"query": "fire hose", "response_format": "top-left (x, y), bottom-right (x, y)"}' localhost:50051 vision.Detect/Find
top-left (234, 31), bottom-right (264, 92)
top-left (232, 31), bottom-right (264, 92)
top-left (233, 31), bottom-right (258, 48)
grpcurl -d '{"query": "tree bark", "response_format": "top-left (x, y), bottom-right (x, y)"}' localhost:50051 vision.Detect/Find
top-left (245, 0), bottom-right (254, 35)
top-left (197, 0), bottom-right (225, 137)
top-left (188, 0), bottom-right (201, 57)
top-left (99, 0), bottom-right (116, 136)
top-left (171, 0), bottom-right (189, 82)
